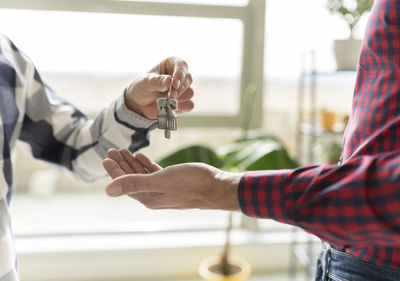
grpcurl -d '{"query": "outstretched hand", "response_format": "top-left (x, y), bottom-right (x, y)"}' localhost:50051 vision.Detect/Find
top-left (102, 149), bottom-right (241, 211)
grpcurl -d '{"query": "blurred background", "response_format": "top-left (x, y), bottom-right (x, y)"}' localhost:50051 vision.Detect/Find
top-left (0, 0), bottom-right (371, 280)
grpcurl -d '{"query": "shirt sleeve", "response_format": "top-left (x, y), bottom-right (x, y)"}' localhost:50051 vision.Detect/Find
top-left (238, 151), bottom-right (400, 247)
top-left (6, 37), bottom-right (157, 181)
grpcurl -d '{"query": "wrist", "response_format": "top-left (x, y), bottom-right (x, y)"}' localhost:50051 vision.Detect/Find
top-left (209, 171), bottom-right (242, 211)
top-left (124, 89), bottom-right (146, 117)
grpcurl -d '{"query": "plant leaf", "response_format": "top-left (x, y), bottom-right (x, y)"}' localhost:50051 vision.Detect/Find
top-left (238, 145), bottom-right (299, 171)
top-left (219, 138), bottom-right (299, 171)
top-left (158, 145), bottom-right (224, 168)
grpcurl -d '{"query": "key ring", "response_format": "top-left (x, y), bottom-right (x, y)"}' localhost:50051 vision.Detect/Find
top-left (166, 77), bottom-right (174, 106)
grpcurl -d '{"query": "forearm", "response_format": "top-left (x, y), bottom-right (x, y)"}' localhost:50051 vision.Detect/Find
top-left (20, 68), bottom-right (155, 181)
top-left (238, 151), bottom-right (400, 247)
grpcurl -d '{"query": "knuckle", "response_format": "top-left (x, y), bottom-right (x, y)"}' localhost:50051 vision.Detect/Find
top-left (172, 57), bottom-right (188, 72)
top-left (149, 75), bottom-right (158, 83)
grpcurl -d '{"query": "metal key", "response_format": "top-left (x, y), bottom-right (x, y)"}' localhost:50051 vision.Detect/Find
top-left (157, 78), bottom-right (178, 139)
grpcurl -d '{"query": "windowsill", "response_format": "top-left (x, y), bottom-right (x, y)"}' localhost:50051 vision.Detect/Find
top-left (16, 229), bottom-right (319, 281)
top-left (10, 191), bottom-right (290, 236)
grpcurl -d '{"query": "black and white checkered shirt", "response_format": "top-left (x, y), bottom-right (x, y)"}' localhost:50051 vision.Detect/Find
top-left (0, 35), bottom-right (155, 280)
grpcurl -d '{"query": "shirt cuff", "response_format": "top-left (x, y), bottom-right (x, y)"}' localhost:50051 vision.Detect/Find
top-left (238, 170), bottom-right (289, 221)
top-left (115, 94), bottom-right (157, 129)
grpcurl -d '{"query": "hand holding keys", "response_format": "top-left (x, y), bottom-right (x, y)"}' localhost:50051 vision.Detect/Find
top-left (157, 78), bottom-right (178, 139)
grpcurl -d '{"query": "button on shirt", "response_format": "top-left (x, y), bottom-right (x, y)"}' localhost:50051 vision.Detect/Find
top-left (239, 0), bottom-right (400, 270)
top-left (0, 35), bottom-right (155, 280)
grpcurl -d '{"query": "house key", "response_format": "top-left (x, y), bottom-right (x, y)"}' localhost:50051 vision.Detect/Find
top-left (157, 78), bottom-right (178, 139)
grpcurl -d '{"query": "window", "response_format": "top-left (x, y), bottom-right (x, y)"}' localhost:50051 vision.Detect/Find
top-left (1, 7), bottom-right (248, 236)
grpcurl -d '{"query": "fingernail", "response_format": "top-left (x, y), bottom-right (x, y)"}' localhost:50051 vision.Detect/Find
top-left (175, 79), bottom-right (181, 89)
top-left (107, 184), bottom-right (122, 197)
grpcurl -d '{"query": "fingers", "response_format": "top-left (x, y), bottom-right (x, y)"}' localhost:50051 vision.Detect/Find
top-left (120, 149), bottom-right (148, 173)
top-left (176, 87), bottom-right (194, 103)
top-left (145, 74), bottom-right (171, 93)
top-left (140, 72), bottom-right (192, 100)
top-left (106, 148), bottom-right (162, 175)
top-left (106, 174), bottom-right (158, 197)
top-left (106, 174), bottom-right (135, 197)
top-left (104, 150), bottom-right (164, 197)
top-left (128, 192), bottom-right (165, 209)
top-left (168, 57), bottom-right (188, 89)
top-left (102, 158), bottom-right (125, 179)
top-left (135, 153), bottom-right (162, 173)
top-left (150, 57), bottom-right (192, 99)
top-left (176, 100), bottom-right (195, 114)
top-left (175, 72), bottom-right (193, 98)
top-left (156, 87), bottom-right (194, 113)
top-left (171, 72), bottom-right (193, 99)
top-left (107, 149), bottom-right (135, 174)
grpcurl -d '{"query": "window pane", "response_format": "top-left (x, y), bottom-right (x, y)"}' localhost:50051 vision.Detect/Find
top-left (264, 0), bottom-right (369, 78)
top-left (0, 9), bottom-right (242, 114)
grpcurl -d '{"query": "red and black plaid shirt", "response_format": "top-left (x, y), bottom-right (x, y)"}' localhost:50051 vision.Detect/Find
top-left (238, 0), bottom-right (400, 269)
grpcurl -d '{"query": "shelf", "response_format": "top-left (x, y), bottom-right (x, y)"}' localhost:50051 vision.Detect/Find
top-left (299, 123), bottom-right (344, 137)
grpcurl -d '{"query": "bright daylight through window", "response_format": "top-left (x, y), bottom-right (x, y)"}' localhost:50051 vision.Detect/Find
top-left (0, 7), bottom-right (245, 236)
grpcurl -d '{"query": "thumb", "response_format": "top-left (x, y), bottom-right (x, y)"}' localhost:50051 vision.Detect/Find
top-left (106, 174), bottom-right (159, 197)
top-left (144, 74), bottom-right (171, 92)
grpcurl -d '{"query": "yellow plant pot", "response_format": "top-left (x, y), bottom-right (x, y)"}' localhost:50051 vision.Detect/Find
top-left (198, 256), bottom-right (251, 281)
top-left (320, 110), bottom-right (336, 131)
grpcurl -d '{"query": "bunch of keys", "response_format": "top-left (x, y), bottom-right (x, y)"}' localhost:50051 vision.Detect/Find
top-left (157, 78), bottom-right (178, 139)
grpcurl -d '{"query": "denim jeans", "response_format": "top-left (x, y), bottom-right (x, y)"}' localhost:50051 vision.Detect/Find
top-left (315, 244), bottom-right (400, 281)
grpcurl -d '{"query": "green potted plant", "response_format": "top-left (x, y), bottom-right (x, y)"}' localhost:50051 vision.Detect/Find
top-left (326, 0), bottom-right (374, 70)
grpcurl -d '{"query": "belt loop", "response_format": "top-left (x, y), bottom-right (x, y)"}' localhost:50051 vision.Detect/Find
top-left (325, 248), bottom-right (332, 281)
top-left (321, 243), bottom-right (332, 281)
